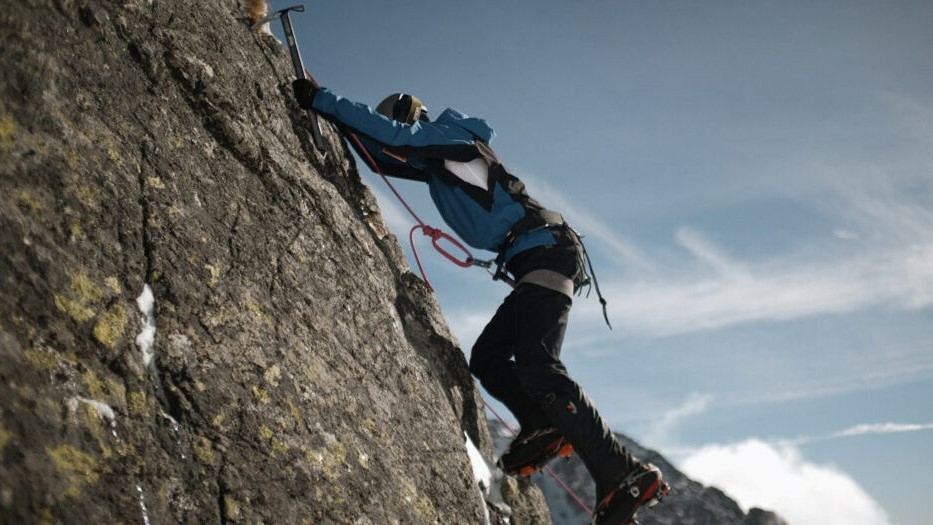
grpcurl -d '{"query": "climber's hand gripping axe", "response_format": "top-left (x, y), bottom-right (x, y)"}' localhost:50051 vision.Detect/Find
top-left (254, 4), bottom-right (325, 151)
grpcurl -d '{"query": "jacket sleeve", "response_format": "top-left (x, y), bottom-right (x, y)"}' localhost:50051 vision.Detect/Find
top-left (311, 88), bottom-right (476, 148)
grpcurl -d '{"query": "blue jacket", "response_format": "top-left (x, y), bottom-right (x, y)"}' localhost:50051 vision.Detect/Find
top-left (311, 88), bottom-right (558, 263)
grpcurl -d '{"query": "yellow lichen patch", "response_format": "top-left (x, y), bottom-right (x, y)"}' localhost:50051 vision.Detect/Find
top-left (68, 221), bottom-right (87, 241)
top-left (55, 272), bottom-right (114, 323)
top-left (287, 399), bottom-right (304, 428)
top-left (147, 176), bottom-right (166, 189)
top-left (399, 478), bottom-right (438, 523)
top-left (81, 370), bottom-right (107, 400)
top-left (243, 295), bottom-right (273, 328)
top-left (205, 264), bottom-right (220, 287)
top-left (71, 272), bottom-right (104, 303)
top-left (107, 145), bottom-right (124, 166)
top-left (24, 347), bottom-right (60, 371)
top-left (128, 391), bottom-right (149, 417)
top-left (212, 412), bottom-right (226, 428)
top-left (54, 294), bottom-right (94, 322)
top-left (320, 441), bottom-right (348, 482)
top-left (35, 508), bottom-right (53, 525)
top-left (93, 303), bottom-right (126, 350)
top-left (104, 277), bottom-right (122, 294)
top-left (193, 436), bottom-right (217, 465)
top-left (223, 495), bottom-right (241, 520)
top-left (65, 149), bottom-right (79, 169)
top-left (14, 189), bottom-right (44, 212)
top-left (46, 444), bottom-right (109, 498)
top-left (258, 426), bottom-right (274, 441)
top-left (70, 183), bottom-right (102, 210)
top-left (251, 385), bottom-right (270, 404)
top-left (258, 425), bottom-right (288, 457)
top-left (79, 371), bottom-right (124, 408)
top-left (73, 404), bottom-right (114, 459)
top-left (0, 427), bottom-right (12, 451)
top-left (263, 364), bottom-right (281, 386)
top-left (0, 112), bottom-right (13, 149)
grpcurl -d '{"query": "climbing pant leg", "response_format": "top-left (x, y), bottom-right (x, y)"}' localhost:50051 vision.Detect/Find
top-left (470, 289), bottom-right (550, 431)
top-left (508, 283), bottom-right (637, 500)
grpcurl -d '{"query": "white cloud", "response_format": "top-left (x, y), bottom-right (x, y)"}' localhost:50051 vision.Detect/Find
top-left (644, 392), bottom-right (713, 446)
top-left (679, 440), bottom-right (891, 525)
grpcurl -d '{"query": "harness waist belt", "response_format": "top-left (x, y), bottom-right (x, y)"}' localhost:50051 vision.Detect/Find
top-left (518, 269), bottom-right (574, 299)
top-left (504, 210), bottom-right (564, 247)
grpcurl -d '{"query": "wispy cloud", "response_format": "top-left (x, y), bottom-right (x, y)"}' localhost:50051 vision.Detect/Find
top-left (606, 247), bottom-right (928, 335)
top-left (780, 421), bottom-right (933, 447)
top-left (571, 194), bottom-right (933, 336)
top-left (644, 392), bottom-right (713, 446)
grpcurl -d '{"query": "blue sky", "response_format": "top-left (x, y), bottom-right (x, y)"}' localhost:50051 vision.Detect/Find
top-left (275, 1), bottom-right (933, 523)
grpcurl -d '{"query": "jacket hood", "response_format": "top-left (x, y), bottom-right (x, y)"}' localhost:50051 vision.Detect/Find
top-left (436, 108), bottom-right (497, 144)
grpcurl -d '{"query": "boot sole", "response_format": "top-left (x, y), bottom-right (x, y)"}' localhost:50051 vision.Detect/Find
top-left (591, 467), bottom-right (670, 525)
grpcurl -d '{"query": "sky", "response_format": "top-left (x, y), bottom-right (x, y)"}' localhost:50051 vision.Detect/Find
top-left (276, 1), bottom-right (933, 523)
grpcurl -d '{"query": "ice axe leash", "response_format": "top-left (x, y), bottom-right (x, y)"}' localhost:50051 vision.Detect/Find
top-left (255, 5), bottom-right (325, 151)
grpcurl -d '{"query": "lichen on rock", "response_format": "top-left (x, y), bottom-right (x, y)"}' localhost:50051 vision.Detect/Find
top-left (0, 1), bottom-right (548, 523)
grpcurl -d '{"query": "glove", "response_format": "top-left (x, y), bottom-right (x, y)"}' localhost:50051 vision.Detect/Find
top-left (292, 78), bottom-right (319, 110)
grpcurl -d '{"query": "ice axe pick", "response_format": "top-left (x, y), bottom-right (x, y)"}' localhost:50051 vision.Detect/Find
top-left (255, 5), bottom-right (325, 151)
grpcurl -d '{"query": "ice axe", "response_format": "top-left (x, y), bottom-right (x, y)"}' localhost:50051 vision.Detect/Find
top-left (254, 4), bottom-right (325, 151)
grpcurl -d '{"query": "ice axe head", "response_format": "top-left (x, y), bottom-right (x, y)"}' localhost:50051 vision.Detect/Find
top-left (252, 4), bottom-right (305, 31)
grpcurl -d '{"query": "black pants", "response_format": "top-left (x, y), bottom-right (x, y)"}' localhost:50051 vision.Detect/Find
top-left (469, 238), bottom-right (636, 499)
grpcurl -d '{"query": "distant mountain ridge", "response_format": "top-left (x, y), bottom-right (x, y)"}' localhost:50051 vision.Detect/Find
top-left (489, 419), bottom-right (788, 525)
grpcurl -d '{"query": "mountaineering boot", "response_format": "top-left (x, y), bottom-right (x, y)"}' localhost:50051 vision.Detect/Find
top-left (591, 463), bottom-right (670, 525)
top-left (539, 387), bottom-right (670, 523)
top-left (497, 427), bottom-right (574, 477)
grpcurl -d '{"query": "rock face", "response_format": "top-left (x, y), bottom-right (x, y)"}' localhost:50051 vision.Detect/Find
top-left (489, 421), bottom-right (788, 525)
top-left (0, 1), bottom-right (550, 523)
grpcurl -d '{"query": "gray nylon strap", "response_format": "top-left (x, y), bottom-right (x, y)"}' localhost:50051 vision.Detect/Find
top-left (518, 269), bottom-right (574, 299)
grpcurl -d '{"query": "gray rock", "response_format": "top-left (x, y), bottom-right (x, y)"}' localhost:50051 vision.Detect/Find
top-left (0, 1), bottom-right (549, 522)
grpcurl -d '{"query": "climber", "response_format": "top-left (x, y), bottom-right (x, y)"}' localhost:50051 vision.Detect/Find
top-left (292, 80), bottom-right (669, 525)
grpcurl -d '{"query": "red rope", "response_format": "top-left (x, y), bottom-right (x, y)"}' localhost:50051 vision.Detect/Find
top-left (483, 399), bottom-right (594, 517)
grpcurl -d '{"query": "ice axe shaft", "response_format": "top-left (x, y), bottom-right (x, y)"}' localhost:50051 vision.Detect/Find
top-left (259, 4), bottom-right (325, 150)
